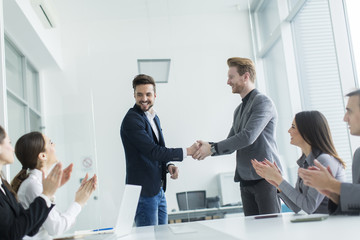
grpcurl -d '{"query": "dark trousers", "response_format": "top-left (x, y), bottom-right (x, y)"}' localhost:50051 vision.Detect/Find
top-left (240, 179), bottom-right (280, 216)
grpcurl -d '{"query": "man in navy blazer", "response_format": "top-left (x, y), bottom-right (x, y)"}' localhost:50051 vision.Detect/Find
top-left (194, 57), bottom-right (282, 216)
top-left (120, 74), bottom-right (198, 227)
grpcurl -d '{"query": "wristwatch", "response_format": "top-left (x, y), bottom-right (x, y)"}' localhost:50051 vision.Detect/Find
top-left (210, 143), bottom-right (217, 156)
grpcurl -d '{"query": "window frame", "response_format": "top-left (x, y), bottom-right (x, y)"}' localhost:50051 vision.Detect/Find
top-left (249, 0), bottom-right (357, 183)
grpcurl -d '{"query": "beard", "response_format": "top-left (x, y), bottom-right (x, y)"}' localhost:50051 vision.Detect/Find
top-left (137, 102), bottom-right (153, 112)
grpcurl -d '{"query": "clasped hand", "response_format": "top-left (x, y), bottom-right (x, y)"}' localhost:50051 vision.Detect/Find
top-left (186, 140), bottom-right (212, 160)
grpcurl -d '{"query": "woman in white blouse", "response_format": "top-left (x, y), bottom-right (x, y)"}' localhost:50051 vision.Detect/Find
top-left (11, 132), bottom-right (97, 240)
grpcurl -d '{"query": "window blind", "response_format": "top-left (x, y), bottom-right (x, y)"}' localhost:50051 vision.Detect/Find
top-left (292, 0), bottom-right (352, 181)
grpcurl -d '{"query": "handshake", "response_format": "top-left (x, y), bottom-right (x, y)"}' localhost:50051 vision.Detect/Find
top-left (186, 140), bottom-right (213, 160)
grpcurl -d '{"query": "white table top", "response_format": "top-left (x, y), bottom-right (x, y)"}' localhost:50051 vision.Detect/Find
top-left (200, 212), bottom-right (359, 240)
top-left (62, 212), bottom-right (360, 240)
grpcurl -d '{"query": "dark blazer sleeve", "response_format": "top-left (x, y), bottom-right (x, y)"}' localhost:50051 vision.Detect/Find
top-left (329, 148), bottom-right (360, 215)
top-left (0, 195), bottom-right (53, 240)
top-left (329, 183), bottom-right (360, 215)
top-left (121, 111), bottom-right (183, 162)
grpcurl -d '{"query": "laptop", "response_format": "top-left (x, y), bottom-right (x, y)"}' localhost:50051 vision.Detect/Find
top-left (55, 184), bottom-right (141, 239)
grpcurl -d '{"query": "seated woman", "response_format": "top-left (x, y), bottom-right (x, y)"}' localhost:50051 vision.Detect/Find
top-left (0, 125), bottom-right (63, 240)
top-left (251, 111), bottom-right (345, 214)
top-left (11, 132), bottom-right (97, 240)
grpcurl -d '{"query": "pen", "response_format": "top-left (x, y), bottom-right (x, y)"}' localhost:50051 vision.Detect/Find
top-left (92, 227), bottom-right (113, 232)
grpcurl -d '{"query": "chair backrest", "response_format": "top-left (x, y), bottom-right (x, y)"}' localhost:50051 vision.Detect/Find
top-left (206, 196), bottom-right (220, 208)
top-left (176, 190), bottom-right (206, 210)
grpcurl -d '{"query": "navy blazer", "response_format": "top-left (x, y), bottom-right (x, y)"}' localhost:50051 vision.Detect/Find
top-left (120, 104), bottom-right (183, 197)
top-left (0, 183), bottom-right (53, 240)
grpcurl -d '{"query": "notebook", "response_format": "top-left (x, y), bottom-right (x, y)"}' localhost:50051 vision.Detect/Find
top-left (55, 184), bottom-right (141, 239)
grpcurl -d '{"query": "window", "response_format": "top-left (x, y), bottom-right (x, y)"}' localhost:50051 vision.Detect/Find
top-left (291, 0), bottom-right (352, 180)
top-left (250, 0), bottom-right (355, 183)
top-left (345, 0), bottom-right (360, 85)
top-left (255, 0), bottom-right (280, 48)
top-left (5, 39), bottom-right (42, 178)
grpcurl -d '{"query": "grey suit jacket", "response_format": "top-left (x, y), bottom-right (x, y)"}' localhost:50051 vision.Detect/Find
top-left (335, 147), bottom-right (360, 214)
top-left (278, 150), bottom-right (345, 214)
top-left (215, 89), bottom-right (282, 181)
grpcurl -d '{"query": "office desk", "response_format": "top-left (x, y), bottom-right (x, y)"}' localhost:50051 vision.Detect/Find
top-left (168, 205), bottom-right (243, 222)
top-left (64, 213), bottom-right (360, 240)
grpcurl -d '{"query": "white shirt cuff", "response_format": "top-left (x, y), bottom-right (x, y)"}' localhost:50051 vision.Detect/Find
top-left (39, 194), bottom-right (55, 208)
top-left (182, 147), bottom-right (187, 159)
top-left (70, 201), bottom-right (82, 215)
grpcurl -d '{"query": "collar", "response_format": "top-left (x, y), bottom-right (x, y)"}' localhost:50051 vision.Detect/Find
top-left (145, 109), bottom-right (157, 120)
top-left (29, 168), bottom-right (43, 182)
top-left (0, 178), bottom-right (6, 195)
top-left (297, 148), bottom-right (321, 167)
top-left (242, 89), bottom-right (255, 102)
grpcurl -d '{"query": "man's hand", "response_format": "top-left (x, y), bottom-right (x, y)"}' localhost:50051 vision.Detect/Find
top-left (298, 159), bottom-right (341, 203)
top-left (192, 140), bottom-right (211, 160)
top-left (168, 165), bottom-right (179, 179)
top-left (186, 142), bottom-right (200, 156)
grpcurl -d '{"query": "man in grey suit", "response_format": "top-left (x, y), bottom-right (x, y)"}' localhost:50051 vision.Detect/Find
top-left (194, 57), bottom-right (282, 216)
top-left (299, 89), bottom-right (360, 215)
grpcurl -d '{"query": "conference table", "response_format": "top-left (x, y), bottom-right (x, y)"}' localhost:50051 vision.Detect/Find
top-left (66, 212), bottom-right (360, 240)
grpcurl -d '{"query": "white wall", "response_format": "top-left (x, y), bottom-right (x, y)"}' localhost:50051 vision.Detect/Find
top-left (4, 0), bottom-right (253, 231)
top-left (41, 7), bottom-right (253, 230)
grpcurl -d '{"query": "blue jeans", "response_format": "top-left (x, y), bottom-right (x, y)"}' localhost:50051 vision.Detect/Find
top-left (135, 188), bottom-right (168, 227)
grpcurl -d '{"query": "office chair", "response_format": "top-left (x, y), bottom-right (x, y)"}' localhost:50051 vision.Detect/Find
top-left (176, 190), bottom-right (206, 211)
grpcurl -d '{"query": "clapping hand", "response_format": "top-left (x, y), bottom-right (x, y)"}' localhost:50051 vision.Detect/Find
top-left (42, 162), bottom-right (63, 199)
top-left (251, 158), bottom-right (283, 187)
top-left (60, 163), bottom-right (73, 187)
top-left (75, 173), bottom-right (97, 206)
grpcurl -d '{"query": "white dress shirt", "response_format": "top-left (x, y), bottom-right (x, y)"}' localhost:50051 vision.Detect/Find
top-left (17, 169), bottom-right (82, 240)
top-left (0, 178), bottom-right (6, 195)
top-left (145, 109), bottom-right (187, 159)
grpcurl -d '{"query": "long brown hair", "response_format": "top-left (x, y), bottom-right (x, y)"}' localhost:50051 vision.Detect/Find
top-left (0, 125), bottom-right (18, 198)
top-left (295, 111), bottom-right (346, 168)
top-left (11, 132), bottom-right (45, 193)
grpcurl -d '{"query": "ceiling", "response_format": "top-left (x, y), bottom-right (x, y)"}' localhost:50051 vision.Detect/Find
top-left (52, 0), bottom-right (251, 25)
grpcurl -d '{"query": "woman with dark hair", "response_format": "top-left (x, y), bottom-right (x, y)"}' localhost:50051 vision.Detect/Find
top-left (251, 111), bottom-right (346, 214)
top-left (11, 132), bottom-right (97, 240)
top-left (0, 125), bottom-right (63, 240)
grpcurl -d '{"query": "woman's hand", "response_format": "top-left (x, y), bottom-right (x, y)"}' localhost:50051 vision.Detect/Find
top-left (251, 158), bottom-right (283, 187)
top-left (42, 162), bottom-right (63, 198)
top-left (75, 174), bottom-right (97, 206)
top-left (60, 163), bottom-right (73, 187)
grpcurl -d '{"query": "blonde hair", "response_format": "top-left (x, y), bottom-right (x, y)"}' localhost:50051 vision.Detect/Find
top-left (227, 57), bottom-right (256, 83)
